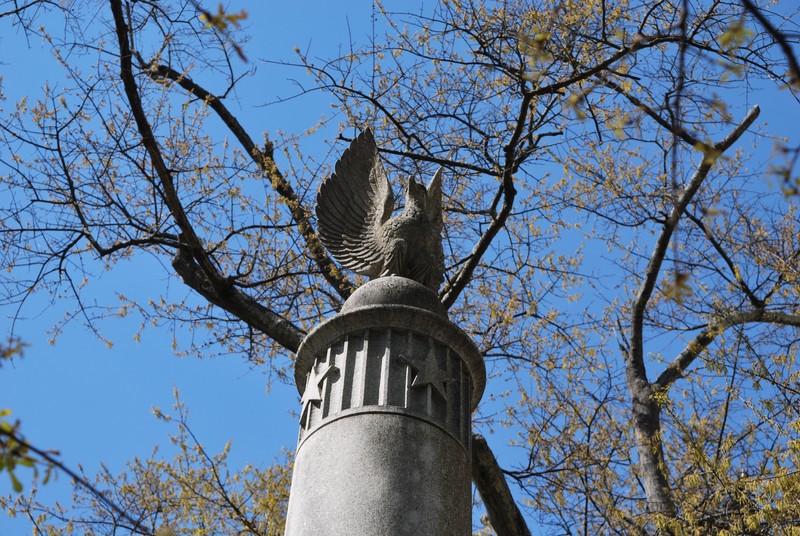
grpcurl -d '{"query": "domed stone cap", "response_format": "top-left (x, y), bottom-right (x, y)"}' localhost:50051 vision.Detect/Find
top-left (296, 276), bottom-right (486, 410)
top-left (341, 276), bottom-right (448, 318)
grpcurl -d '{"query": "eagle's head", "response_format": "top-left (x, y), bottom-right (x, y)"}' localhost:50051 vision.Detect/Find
top-left (404, 177), bottom-right (429, 216)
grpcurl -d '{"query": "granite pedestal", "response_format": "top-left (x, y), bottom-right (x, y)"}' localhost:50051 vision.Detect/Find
top-left (284, 277), bottom-right (485, 535)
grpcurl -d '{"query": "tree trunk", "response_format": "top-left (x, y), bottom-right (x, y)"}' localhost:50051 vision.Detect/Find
top-left (627, 376), bottom-right (675, 515)
top-left (472, 433), bottom-right (532, 536)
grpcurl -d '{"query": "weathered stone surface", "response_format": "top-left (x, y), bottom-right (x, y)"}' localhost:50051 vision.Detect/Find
top-left (284, 413), bottom-right (471, 535)
top-left (340, 275), bottom-right (447, 317)
top-left (295, 278), bottom-right (485, 411)
top-left (284, 276), bottom-right (485, 535)
top-left (315, 129), bottom-right (446, 289)
top-left (296, 322), bottom-right (474, 450)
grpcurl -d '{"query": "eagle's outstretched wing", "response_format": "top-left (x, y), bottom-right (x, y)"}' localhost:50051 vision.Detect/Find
top-left (425, 167), bottom-right (443, 237)
top-left (316, 128), bottom-right (394, 278)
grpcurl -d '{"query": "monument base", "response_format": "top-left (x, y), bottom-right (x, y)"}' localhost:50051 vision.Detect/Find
top-left (284, 278), bottom-right (484, 535)
top-left (284, 410), bottom-right (471, 535)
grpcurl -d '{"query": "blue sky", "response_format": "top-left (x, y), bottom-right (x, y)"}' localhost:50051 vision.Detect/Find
top-left (0, 0), bottom-right (378, 530)
top-left (1, 1), bottom-right (799, 534)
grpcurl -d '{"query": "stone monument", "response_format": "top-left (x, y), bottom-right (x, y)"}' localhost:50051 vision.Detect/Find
top-left (283, 130), bottom-right (485, 535)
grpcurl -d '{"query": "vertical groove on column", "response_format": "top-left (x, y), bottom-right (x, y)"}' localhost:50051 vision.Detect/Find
top-left (321, 346), bottom-right (333, 419)
top-left (379, 328), bottom-right (392, 406)
top-left (460, 358), bottom-right (468, 446)
top-left (426, 341), bottom-right (434, 416)
top-left (340, 335), bottom-right (353, 411)
top-left (354, 329), bottom-right (369, 408)
top-left (463, 364), bottom-right (469, 444)
top-left (296, 323), bottom-right (478, 453)
top-left (403, 330), bottom-right (413, 409)
top-left (445, 347), bottom-right (455, 433)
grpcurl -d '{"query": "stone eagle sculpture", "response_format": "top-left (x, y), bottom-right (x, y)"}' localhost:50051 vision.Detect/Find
top-left (316, 128), bottom-right (445, 290)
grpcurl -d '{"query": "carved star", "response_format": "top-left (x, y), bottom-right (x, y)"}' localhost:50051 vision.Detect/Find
top-left (400, 353), bottom-right (451, 400)
top-left (300, 363), bottom-right (338, 427)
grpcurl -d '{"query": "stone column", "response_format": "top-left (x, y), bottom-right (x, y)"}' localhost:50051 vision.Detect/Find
top-left (284, 276), bottom-right (485, 535)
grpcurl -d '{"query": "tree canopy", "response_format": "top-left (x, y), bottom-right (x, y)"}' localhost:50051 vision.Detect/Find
top-left (1, 0), bottom-right (799, 534)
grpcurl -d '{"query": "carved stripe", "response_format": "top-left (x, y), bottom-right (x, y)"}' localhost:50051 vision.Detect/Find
top-left (298, 325), bottom-right (475, 451)
top-left (354, 330), bottom-right (368, 408)
top-left (379, 328), bottom-right (391, 406)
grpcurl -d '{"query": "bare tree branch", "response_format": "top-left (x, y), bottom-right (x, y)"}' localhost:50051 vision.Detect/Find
top-left (741, 0), bottom-right (800, 85)
top-left (108, 1), bottom-right (309, 353)
top-left (684, 210), bottom-right (765, 309)
top-left (0, 427), bottom-right (154, 536)
top-left (440, 91), bottom-right (534, 309)
top-left (110, 0), bottom-right (225, 296)
top-left (145, 62), bottom-right (355, 301)
top-left (625, 105), bottom-right (760, 515)
top-left (595, 73), bottom-right (701, 147)
top-left (631, 105), bottom-right (760, 331)
top-left (171, 246), bottom-right (305, 353)
top-left (655, 310), bottom-right (800, 391)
